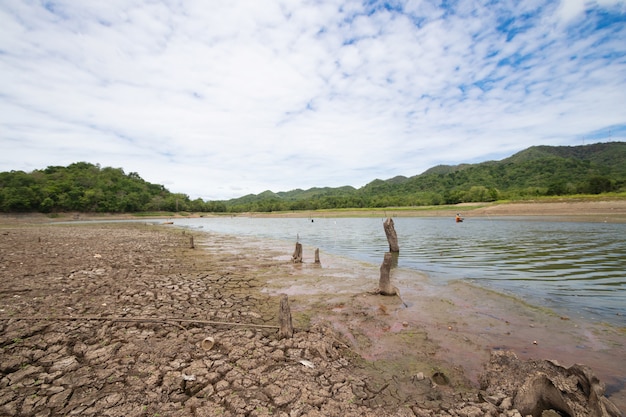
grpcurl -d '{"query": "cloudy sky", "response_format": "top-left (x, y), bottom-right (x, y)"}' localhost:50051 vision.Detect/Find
top-left (1, 0), bottom-right (625, 200)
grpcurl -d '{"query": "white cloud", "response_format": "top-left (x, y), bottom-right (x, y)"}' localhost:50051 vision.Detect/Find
top-left (1, 0), bottom-right (625, 200)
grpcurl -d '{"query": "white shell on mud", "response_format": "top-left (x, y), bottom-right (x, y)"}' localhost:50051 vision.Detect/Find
top-left (299, 360), bottom-right (315, 369)
top-left (201, 336), bottom-right (215, 351)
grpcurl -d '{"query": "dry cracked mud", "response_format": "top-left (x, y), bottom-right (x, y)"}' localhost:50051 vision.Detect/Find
top-left (0, 221), bottom-right (622, 416)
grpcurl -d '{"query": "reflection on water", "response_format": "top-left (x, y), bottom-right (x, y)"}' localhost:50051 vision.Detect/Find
top-left (176, 216), bottom-right (626, 326)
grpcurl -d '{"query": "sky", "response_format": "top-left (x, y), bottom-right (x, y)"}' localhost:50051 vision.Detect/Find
top-left (1, 0), bottom-right (626, 201)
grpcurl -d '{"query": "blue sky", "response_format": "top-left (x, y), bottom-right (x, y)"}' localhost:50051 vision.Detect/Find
top-left (1, 0), bottom-right (625, 200)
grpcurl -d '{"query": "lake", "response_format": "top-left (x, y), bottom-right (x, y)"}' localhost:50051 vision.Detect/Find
top-left (174, 216), bottom-right (626, 326)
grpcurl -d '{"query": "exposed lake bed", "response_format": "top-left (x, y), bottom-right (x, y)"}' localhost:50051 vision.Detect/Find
top-left (2, 200), bottom-right (625, 415)
top-left (257, 238), bottom-right (626, 412)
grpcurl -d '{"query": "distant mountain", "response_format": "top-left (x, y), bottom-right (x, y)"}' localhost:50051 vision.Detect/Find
top-left (503, 143), bottom-right (626, 177)
top-left (420, 163), bottom-right (474, 176)
top-left (228, 186), bottom-right (357, 206)
top-left (221, 142), bottom-right (626, 212)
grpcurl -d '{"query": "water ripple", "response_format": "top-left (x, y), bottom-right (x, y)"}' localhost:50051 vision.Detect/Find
top-left (175, 216), bottom-right (626, 326)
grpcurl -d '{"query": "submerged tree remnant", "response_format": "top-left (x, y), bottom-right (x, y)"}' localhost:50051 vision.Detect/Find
top-left (278, 294), bottom-right (293, 339)
top-left (383, 217), bottom-right (399, 253)
top-left (292, 242), bottom-right (303, 263)
top-left (378, 252), bottom-right (399, 296)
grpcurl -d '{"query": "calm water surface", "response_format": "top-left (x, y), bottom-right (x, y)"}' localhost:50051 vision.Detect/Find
top-left (175, 216), bottom-right (626, 326)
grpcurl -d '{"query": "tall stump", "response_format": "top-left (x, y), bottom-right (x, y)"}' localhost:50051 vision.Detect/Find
top-left (378, 252), bottom-right (397, 296)
top-left (383, 217), bottom-right (400, 253)
top-left (278, 294), bottom-right (294, 339)
top-left (292, 242), bottom-right (303, 263)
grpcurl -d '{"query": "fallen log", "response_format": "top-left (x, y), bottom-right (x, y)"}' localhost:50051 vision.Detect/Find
top-left (0, 316), bottom-right (280, 329)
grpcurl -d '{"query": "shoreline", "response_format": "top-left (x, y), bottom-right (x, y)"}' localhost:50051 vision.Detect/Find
top-left (0, 221), bottom-right (624, 415)
top-left (228, 199), bottom-right (626, 222)
top-left (261, 239), bottom-right (626, 408)
top-left (2, 198), bottom-right (626, 224)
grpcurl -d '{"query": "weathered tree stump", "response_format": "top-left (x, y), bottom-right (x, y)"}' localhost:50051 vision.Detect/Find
top-left (314, 248), bottom-right (320, 264)
top-left (278, 294), bottom-right (293, 339)
top-left (292, 242), bottom-right (303, 263)
top-left (378, 252), bottom-right (398, 296)
top-left (189, 236), bottom-right (195, 249)
top-left (481, 351), bottom-right (622, 417)
top-left (383, 217), bottom-right (400, 253)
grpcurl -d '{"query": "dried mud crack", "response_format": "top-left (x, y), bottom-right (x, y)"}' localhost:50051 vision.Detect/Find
top-left (0, 222), bottom-right (621, 417)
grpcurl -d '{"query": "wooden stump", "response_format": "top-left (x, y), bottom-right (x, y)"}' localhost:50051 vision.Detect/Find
top-left (189, 236), bottom-right (195, 249)
top-left (383, 217), bottom-right (400, 253)
top-left (292, 242), bottom-right (303, 263)
top-left (278, 294), bottom-right (293, 339)
top-left (314, 248), bottom-right (320, 264)
top-left (378, 252), bottom-right (397, 295)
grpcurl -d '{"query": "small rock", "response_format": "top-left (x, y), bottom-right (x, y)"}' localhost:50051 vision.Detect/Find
top-left (50, 356), bottom-right (80, 373)
top-left (457, 405), bottom-right (482, 417)
top-left (500, 397), bottom-right (513, 410)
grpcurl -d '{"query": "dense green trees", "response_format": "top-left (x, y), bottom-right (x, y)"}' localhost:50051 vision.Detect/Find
top-left (0, 163), bottom-right (192, 213)
top-left (1, 142), bottom-right (625, 214)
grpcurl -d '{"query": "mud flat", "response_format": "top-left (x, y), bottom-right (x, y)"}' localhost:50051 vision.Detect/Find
top-left (0, 222), bottom-right (624, 416)
top-left (220, 199), bottom-right (626, 223)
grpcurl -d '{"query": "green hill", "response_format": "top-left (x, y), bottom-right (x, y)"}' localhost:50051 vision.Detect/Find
top-left (1, 142), bottom-right (624, 213)
top-left (222, 142), bottom-right (626, 211)
top-left (0, 162), bottom-right (190, 213)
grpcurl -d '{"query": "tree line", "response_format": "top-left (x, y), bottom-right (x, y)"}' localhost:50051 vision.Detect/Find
top-left (1, 142), bottom-right (624, 214)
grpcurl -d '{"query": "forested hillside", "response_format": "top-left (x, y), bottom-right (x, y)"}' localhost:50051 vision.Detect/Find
top-left (223, 142), bottom-right (626, 212)
top-left (0, 162), bottom-right (198, 213)
top-left (1, 142), bottom-right (624, 213)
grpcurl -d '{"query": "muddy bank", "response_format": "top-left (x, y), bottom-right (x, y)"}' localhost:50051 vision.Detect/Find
top-left (261, 240), bottom-right (626, 412)
top-left (0, 223), bottom-right (623, 416)
top-left (223, 199), bottom-right (626, 222)
top-left (469, 200), bottom-right (626, 221)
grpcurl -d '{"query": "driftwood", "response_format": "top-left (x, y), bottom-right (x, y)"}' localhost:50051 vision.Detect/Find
top-left (314, 248), bottom-right (320, 264)
top-left (0, 315), bottom-right (279, 329)
top-left (292, 242), bottom-right (303, 263)
top-left (378, 252), bottom-right (398, 296)
top-left (383, 217), bottom-right (400, 253)
top-left (278, 294), bottom-right (293, 339)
